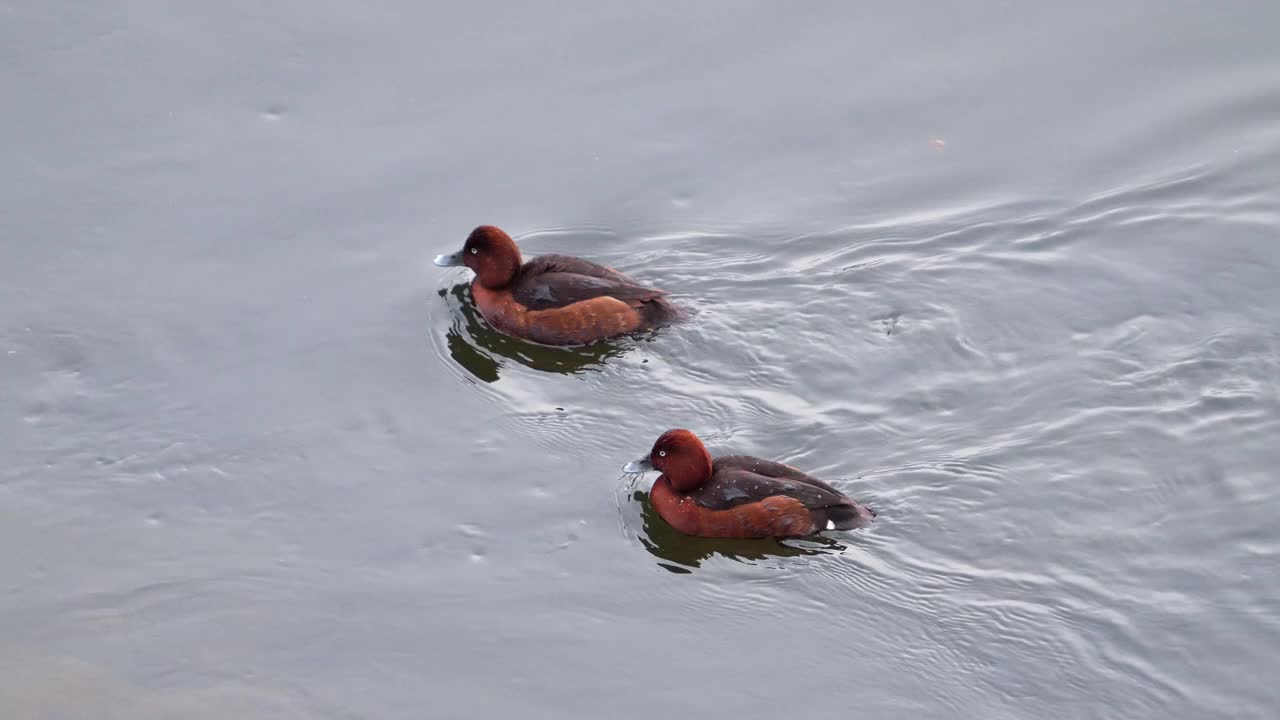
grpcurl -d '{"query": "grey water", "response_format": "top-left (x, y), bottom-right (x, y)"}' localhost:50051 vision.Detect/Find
top-left (3, 2), bottom-right (1279, 718)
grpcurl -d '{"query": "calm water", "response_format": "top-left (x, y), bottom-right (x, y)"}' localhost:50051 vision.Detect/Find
top-left (3, 2), bottom-right (1280, 718)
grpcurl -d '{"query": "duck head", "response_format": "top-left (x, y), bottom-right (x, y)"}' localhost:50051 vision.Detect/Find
top-left (623, 428), bottom-right (714, 492)
top-left (434, 225), bottom-right (523, 288)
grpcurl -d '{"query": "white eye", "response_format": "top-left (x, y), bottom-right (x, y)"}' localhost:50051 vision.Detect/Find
top-left (658, 450), bottom-right (667, 457)
top-left (470, 247), bottom-right (478, 254)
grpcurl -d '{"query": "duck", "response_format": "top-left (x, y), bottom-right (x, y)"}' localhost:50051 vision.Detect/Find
top-left (434, 226), bottom-right (682, 346)
top-left (623, 429), bottom-right (875, 538)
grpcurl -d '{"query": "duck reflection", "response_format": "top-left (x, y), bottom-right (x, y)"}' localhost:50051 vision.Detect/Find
top-left (441, 284), bottom-right (631, 382)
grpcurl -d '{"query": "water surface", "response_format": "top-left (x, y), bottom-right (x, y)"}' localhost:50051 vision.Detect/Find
top-left (3, 2), bottom-right (1280, 718)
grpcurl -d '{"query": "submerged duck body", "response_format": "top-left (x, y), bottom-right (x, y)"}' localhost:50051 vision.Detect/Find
top-left (624, 429), bottom-right (876, 539)
top-left (435, 226), bottom-right (681, 346)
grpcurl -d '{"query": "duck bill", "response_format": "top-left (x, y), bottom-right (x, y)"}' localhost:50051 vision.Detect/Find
top-left (433, 250), bottom-right (465, 267)
top-left (622, 455), bottom-right (654, 474)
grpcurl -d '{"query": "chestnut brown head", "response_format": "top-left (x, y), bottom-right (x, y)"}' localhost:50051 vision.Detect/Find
top-left (622, 428), bottom-right (714, 492)
top-left (434, 225), bottom-right (523, 288)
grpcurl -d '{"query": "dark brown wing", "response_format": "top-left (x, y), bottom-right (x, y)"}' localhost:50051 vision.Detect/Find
top-left (690, 466), bottom-right (855, 513)
top-left (522, 254), bottom-right (639, 284)
top-left (713, 455), bottom-right (846, 496)
top-left (511, 271), bottom-right (668, 312)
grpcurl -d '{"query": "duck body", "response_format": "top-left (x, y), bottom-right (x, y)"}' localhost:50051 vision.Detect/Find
top-left (436, 226), bottom-right (680, 346)
top-left (625, 431), bottom-right (876, 539)
top-left (471, 254), bottom-right (679, 346)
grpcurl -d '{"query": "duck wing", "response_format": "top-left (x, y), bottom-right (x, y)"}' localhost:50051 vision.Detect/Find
top-left (511, 270), bottom-right (668, 311)
top-left (690, 467), bottom-right (854, 513)
top-left (522, 254), bottom-right (639, 284)
top-left (713, 455), bottom-right (846, 496)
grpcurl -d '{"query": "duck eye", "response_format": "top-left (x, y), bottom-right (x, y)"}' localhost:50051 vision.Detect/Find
top-left (658, 450), bottom-right (667, 457)
top-left (470, 247), bottom-right (478, 254)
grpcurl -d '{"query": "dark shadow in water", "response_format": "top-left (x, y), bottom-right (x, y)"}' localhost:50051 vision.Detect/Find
top-left (439, 284), bottom-right (631, 382)
top-left (631, 490), bottom-right (847, 574)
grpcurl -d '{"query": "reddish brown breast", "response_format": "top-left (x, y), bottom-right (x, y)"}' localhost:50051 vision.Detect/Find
top-left (650, 477), bottom-right (817, 539)
top-left (471, 281), bottom-right (644, 345)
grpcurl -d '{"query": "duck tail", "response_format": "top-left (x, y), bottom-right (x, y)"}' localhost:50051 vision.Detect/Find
top-left (641, 297), bottom-right (689, 328)
top-left (822, 503), bottom-right (876, 530)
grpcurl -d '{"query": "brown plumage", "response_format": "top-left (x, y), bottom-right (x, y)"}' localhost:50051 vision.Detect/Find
top-left (435, 226), bottom-right (682, 346)
top-left (625, 429), bottom-right (876, 539)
